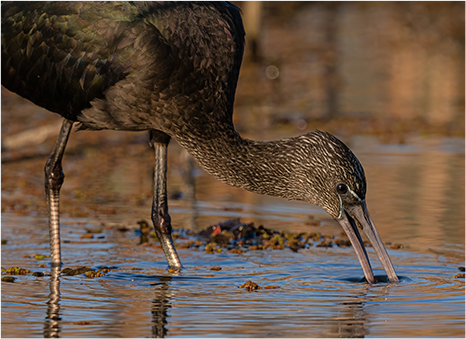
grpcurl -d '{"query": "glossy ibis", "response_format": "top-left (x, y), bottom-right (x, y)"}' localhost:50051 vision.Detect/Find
top-left (1, 1), bottom-right (398, 283)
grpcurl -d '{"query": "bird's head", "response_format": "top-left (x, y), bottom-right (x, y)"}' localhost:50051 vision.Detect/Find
top-left (295, 130), bottom-right (399, 284)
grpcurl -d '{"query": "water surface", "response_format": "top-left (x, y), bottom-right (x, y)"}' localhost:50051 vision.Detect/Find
top-left (1, 136), bottom-right (464, 338)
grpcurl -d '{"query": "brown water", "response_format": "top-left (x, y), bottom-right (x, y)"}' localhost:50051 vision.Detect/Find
top-left (1, 135), bottom-right (464, 338)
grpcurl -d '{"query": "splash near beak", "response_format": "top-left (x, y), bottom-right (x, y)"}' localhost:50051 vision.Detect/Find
top-left (338, 201), bottom-right (399, 284)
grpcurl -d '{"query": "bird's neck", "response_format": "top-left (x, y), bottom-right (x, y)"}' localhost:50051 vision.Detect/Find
top-left (175, 129), bottom-right (308, 201)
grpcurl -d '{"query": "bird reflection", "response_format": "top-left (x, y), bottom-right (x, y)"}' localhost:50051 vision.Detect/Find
top-left (43, 266), bottom-right (62, 338)
top-left (323, 282), bottom-right (396, 338)
top-left (151, 276), bottom-right (173, 338)
top-left (328, 298), bottom-right (367, 338)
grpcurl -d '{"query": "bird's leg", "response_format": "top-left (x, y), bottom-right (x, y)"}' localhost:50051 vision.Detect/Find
top-left (149, 130), bottom-right (182, 270)
top-left (44, 119), bottom-right (73, 267)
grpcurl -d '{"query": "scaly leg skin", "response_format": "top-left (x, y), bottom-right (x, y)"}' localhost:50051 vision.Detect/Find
top-left (150, 130), bottom-right (182, 270)
top-left (44, 119), bottom-right (73, 267)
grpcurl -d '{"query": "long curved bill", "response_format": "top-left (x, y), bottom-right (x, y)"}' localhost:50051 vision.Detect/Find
top-left (338, 201), bottom-right (399, 284)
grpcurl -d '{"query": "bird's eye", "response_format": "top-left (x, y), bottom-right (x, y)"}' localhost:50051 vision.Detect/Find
top-left (336, 183), bottom-right (348, 194)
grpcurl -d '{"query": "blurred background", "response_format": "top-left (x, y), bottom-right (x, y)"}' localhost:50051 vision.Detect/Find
top-left (233, 1), bottom-right (465, 140)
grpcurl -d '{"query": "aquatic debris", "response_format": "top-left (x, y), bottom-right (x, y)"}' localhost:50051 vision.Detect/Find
top-left (308, 232), bottom-right (322, 241)
top-left (316, 239), bottom-right (333, 248)
top-left (167, 218), bottom-right (395, 257)
top-left (32, 272), bottom-right (44, 277)
top-left (85, 227), bottom-right (102, 234)
top-left (80, 233), bottom-right (94, 239)
top-left (287, 238), bottom-right (304, 252)
top-left (239, 280), bottom-right (261, 291)
top-left (1, 239), bottom-right (7, 245)
top-left (4, 267), bottom-right (33, 275)
top-left (210, 266), bottom-right (222, 271)
top-left (179, 240), bottom-right (203, 249)
top-left (117, 226), bottom-right (129, 232)
top-left (61, 266), bottom-right (111, 278)
top-left (170, 218), bottom-right (399, 254)
top-left (84, 270), bottom-right (105, 278)
top-left (334, 238), bottom-right (352, 247)
top-left (458, 267), bottom-right (465, 272)
top-left (1, 276), bottom-right (16, 283)
top-left (262, 234), bottom-right (285, 250)
top-left (248, 245), bottom-right (265, 250)
top-left (212, 233), bottom-right (231, 247)
top-left (239, 280), bottom-right (280, 291)
top-left (390, 243), bottom-right (404, 250)
top-left (98, 266), bottom-right (111, 274)
top-left (453, 273), bottom-right (465, 279)
top-left (61, 267), bottom-right (94, 276)
top-left (205, 242), bottom-right (222, 253)
top-left (228, 248), bottom-right (245, 254)
top-left (22, 254), bottom-right (50, 260)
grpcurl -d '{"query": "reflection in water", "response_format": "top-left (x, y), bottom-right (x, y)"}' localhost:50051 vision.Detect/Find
top-left (43, 267), bottom-right (62, 338)
top-left (151, 277), bottom-right (172, 338)
top-left (327, 298), bottom-right (367, 338)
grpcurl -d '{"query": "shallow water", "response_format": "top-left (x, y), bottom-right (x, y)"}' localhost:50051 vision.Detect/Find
top-left (2, 2), bottom-right (464, 336)
top-left (1, 136), bottom-right (464, 338)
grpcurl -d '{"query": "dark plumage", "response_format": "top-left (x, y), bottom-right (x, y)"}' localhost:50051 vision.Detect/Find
top-left (1, 1), bottom-right (398, 283)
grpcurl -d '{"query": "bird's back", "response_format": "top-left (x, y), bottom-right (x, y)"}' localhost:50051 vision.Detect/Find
top-left (1, 1), bottom-right (245, 134)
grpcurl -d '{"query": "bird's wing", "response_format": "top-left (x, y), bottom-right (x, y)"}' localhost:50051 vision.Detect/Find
top-left (1, 1), bottom-right (153, 120)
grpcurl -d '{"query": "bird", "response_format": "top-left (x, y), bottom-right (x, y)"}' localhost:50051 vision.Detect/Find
top-left (1, 1), bottom-right (398, 284)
